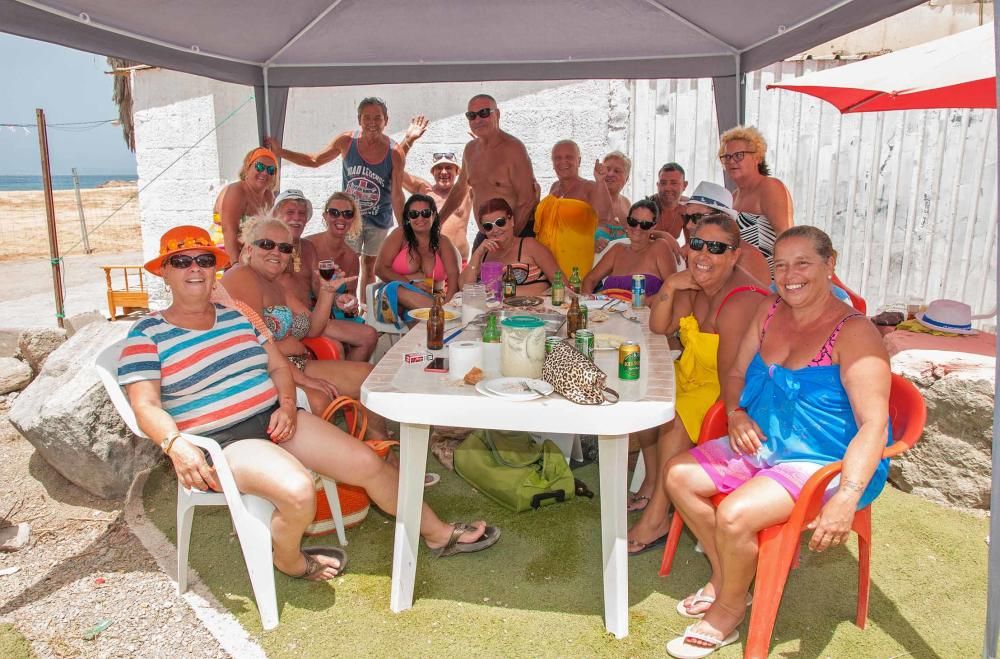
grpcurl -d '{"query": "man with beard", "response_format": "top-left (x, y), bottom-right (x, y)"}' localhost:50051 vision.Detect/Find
top-left (402, 152), bottom-right (473, 262)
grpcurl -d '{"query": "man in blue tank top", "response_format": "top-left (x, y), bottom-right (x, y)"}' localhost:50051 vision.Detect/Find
top-left (265, 98), bottom-right (412, 302)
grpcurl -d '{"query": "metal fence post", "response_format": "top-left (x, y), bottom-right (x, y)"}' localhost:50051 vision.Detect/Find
top-left (71, 167), bottom-right (93, 254)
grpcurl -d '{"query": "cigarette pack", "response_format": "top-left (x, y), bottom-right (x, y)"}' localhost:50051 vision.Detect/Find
top-left (405, 352), bottom-right (433, 364)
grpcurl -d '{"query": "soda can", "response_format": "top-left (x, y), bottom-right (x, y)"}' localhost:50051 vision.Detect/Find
top-left (618, 341), bottom-right (640, 380)
top-left (545, 336), bottom-right (563, 355)
top-left (578, 304), bottom-right (588, 329)
top-left (631, 274), bottom-right (646, 309)
top-left (575, 329), bottom-right (595, 361)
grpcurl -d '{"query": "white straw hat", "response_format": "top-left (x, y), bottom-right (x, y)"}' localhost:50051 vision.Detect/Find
top-left (684, 181), bottom-right (739, 220)
top-left (915, 299), bottom-right (978, 335)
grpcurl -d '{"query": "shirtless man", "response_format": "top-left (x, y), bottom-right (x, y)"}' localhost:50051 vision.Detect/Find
top-left (648, 162), bottom-right (688, 239)
top-left (272, 189), bottom-right (377, 362)
top-left (437, 94), bottom-right (538, 237)
top-left (401, 152), bottom-right (473, 261)
top-left (264, 97), bottom-right (406, 303)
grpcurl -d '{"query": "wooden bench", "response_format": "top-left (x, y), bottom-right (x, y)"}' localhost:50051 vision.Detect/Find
top-left (101, 265), bottom-right (150, 319)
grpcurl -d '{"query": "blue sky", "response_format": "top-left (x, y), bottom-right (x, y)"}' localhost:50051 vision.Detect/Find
top-left (0, 33), bottom-right (137, 176)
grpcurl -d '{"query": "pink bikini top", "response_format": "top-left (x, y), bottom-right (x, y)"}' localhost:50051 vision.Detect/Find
top-left (760, 297), bottom-right (863, 367)
top-left (391, 245), bottom-right (446, 281)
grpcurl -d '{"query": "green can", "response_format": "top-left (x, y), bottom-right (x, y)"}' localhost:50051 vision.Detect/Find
top-left (545, 336), bottom-right (563, 355)
top-left (575, 329), bottom-right (595, 360)
top-left (618, 341), bottom-right (640, 380)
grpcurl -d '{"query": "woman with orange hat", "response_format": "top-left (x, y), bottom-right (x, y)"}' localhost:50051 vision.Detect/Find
top-left (118, 226), bottom-right (502, 582)
top-left (212, 147), bottom-right (279, 265)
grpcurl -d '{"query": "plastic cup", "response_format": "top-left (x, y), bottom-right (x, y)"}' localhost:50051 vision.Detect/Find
top-left (480, 261), bottom-right (504, 299)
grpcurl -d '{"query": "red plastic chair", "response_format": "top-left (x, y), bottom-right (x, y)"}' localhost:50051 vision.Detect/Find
top-left (659, 373), bottom-right (926, 659)
top-left (832, 273), bottom-right (866, 314)
top-left (302, 336), bottom-right (341, 361)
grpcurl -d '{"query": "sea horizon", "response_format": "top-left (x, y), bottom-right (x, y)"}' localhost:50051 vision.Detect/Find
top-left (0, 174), bottom-right (138, 192)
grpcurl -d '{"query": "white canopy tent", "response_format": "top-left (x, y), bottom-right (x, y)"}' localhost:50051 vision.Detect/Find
top-left (2, 1), bottom-right (998, 656)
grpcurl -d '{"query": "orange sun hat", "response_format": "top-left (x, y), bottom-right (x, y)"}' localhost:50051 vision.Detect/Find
top-left (144, 225), bottom-right (230, 276)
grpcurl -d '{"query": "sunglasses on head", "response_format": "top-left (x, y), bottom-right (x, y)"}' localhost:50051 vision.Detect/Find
top-left (253, 161), bottom-right (277, 176)
top-left (626, 216), bottom-right (656, 231)
top-left (326, 207), bottom-right (355, 219)
top-left (683, 212), bottom-right (710, 225)
top-left (406, 208), bottom-right (435, 220)
top-left (464, 107), bottom-right (495, 121)
top-left (689, 237), bottom-right (736, 255)
top-left (482, 216), bottom-right (509, 232)
top-left (253, 238), bottom-right (294, 254)
top-left (167, 253), bottom-right (217, 269)
top-left (433, 152), bottom-right (456, 161)
top-left (718, 150), bottom-right (755, 164)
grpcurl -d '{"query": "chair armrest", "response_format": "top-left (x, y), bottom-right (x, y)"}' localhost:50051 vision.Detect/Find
top-left (302, 336), bottom-right (341, 361)
top-left (178, 433), bottom-right (245, 508)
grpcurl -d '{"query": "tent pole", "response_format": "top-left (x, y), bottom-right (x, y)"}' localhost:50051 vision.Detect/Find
top-left (263, 66), bottom-right (271, 141)
top-left (984, 8), bottom-right (1000, 659)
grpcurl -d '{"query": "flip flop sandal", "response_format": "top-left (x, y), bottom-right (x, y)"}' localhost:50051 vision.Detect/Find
top-left (666, 624), bottom-right (739, 658)
top-left (627, 494), bottom-right (650, 512)
top-left (627, 533), bottom-right (668, 556)
top-left (424, 472), bottom-right (441, 488)
top-left (427, 523), bottom-right (501, 558)
top-left (280, 546), bottom-right (348, 581)
top-left (677, 590), bottom-right (753, 619)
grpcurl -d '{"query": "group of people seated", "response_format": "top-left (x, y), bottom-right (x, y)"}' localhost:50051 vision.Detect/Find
top-left (118, 92), bottom-right (893, 657)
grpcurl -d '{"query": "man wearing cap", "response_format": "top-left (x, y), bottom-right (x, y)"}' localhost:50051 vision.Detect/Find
top-left (680, 181), bottom-right (771, 284)
top-left (436, 94), bottom-right (539, 237)
top-left (273, 190), bottom-right (377, 362)
top-left (647, 162), bottom-right (688, 239)
top-left (264, 98), bottom-right (419, 303)
top-left (402, 153), bottom-right (473, 261)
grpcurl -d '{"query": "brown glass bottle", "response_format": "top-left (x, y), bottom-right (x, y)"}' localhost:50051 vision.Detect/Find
top-left (566, 296), bottom-right (580, 337)
top-left (427, 293), bottom-right (445, 350)
top-left (502, 264), bottom-right (517, 300)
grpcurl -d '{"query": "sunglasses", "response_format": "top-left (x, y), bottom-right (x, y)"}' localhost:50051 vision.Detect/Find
top-left (406, 208), bottom-right (435, 220)
top-left (167, 253), bottom-right (217, 269)
top-left (683, 213), bottom-right (710, 225)
top-left (433, 152), bottom-right (456, 161)
top-left (718, 150), bottom-right (755, 164)
top-left (253, 238), bottom-right (294, 254)
top-left (464, 107), bottom-right (495, 121)
top-left (626, 216), bottom-right (656, 231)
top-left (482, 216), bottom-right (509, 232)
top-left (325, 207), bottom-right (355, 219)
top-left (689, 237), bottom-right (737, 255)
top-left (253, 161), bottom-right (277, 176)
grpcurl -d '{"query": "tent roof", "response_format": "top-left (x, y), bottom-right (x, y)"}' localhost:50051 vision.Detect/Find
top-left (2, 0), bottom-right (925, 87)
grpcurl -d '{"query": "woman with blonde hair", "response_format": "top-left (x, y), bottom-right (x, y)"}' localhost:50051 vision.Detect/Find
top-left (717, 126), bottom-right (793, 269)
top-left (211, 147), bottom-right (280, 264)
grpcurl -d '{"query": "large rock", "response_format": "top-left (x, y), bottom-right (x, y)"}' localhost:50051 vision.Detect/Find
top-left (0, 358), bottom-right (33, 394)
top-left (888, 349), bottom-right (995, 510)
top-left (66, 311), bottom-right (108, 338)
top-left (18, 327), bottom-right (67, 373)
top-left (9, 321), bottom-right (163, 499)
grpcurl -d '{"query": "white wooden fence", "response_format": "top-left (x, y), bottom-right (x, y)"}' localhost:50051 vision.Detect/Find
top-left (629, 60), bottom-right (998, 322)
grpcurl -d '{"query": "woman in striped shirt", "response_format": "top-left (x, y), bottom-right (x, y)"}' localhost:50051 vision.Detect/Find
top-left (119, 227), bottom-right (500, 581)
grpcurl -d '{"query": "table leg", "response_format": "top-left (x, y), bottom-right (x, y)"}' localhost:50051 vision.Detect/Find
top-left (598, 433), bottom-right (629, 639)
top-left (390, 422), bottom-right (430, 613)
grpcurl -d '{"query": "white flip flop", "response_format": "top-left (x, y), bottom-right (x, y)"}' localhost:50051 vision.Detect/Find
top-left (676, 590), bottom-right (753, 619)
top-left (666, 624), bottom-right (739, 658)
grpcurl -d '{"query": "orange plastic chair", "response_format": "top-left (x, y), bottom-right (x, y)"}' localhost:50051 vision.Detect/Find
top-left (659, 373), bottom-right (926, 659)
top-left (832, 273), bottom-right (866, 314)
top-left (302, 336), bottom-right (342, 361)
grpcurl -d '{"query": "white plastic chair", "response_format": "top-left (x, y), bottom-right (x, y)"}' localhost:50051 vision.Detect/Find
top-left (365, 282), bottom-right (409, 343)
top-left (95, 339), bottom-right (345, 631)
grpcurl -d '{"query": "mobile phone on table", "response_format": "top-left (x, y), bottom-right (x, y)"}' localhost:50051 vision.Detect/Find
top-left (424, 357), bottom-right (449, 373)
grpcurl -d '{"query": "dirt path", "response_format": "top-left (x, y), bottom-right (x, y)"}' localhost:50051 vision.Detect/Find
top-left (0, 405), bottom-right (225, 658)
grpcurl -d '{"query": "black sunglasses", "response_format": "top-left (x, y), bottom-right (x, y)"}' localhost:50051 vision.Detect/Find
top-left (433, 152), bottom-right (456, 160)
top-left (253, 161), bottom-right (277, 176)
top-left (482, 216), bottom-right (509, 232)
top-left (406, 208), bottom-right (435, 220)
top-left (626, 216), bottom-right (656, 231)
top-left (464, 108), bottom-right (494, 121)
top-left (253, 238), bottom-right (294, 254)
top-left (683, 213), bottom-right (710, 225)
top-left (689, 237), bottom-right (736, 255)
top-left (167, 253), bottom-right (217, 269)
top-left (326, 207), bottom-right (355, 219)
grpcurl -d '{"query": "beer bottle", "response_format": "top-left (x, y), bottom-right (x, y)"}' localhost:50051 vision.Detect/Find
top-left (427, 293), bottom-right (445, 350)
top-left (502, 265), bottom-right (517, 300)
top-left (482, 313), bottom-right (501, 343)
top-left (569, 266), bottom-right (582, 294)
top-left (551, 271), bottom-right (566, 306)
top-left (567, 296), bottom-right (581, 337)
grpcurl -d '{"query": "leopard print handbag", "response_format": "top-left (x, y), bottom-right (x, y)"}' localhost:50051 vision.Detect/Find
top-left (541, 341), bottom-right (620, 405)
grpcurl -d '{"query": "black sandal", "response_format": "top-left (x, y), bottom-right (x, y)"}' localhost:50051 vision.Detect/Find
top-left (280, 546), bottom-right (348, 580)
top-left (427, 523), bottom-right (501, 558)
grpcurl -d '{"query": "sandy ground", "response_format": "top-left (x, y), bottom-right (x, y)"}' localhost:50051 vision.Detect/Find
top-left (0, 184), bottom-right (140, 262)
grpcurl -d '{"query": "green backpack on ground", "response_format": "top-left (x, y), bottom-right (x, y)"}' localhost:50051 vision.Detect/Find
top-left (454, 429), bottom-right (575, 512)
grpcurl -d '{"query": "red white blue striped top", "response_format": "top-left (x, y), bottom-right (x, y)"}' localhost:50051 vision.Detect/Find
top-left (117, 305), bottom-right (278, 435)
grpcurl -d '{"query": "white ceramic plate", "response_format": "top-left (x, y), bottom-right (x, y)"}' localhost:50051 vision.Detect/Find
top-left (479, 377), bottom-right (553, 401)
top-left (408, 307), bottom-right (460, 322)
top-left (594, 333), bottom-right (628, 350)
top-left (581, 296), bottom-right (612, 309)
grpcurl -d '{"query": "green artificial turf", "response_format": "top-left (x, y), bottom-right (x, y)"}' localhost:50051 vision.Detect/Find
top-left (0, 624), bottom-right (35, 659)
top-left (144, 461), bottom-right (988, 657)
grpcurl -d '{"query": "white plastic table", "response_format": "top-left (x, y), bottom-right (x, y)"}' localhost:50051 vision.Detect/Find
top-left (361, 307), bottom-right (675, 639)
